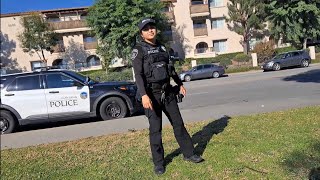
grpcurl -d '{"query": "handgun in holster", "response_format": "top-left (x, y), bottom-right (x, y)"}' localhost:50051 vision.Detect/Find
top-left (160, 84), bottom-right (184, 104)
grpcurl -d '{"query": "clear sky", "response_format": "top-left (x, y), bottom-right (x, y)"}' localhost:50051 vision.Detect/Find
top-left (1, 0), bottom-right (95, 14)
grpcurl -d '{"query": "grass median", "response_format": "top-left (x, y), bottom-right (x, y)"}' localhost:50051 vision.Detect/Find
top-left (1, 106), bottom-right (320, 179)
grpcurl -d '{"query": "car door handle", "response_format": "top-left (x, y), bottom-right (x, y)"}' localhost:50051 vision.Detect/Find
top-left (5, 93), bottom-right (15, 96)
top-left (49, 91), bottom-right (59, 94)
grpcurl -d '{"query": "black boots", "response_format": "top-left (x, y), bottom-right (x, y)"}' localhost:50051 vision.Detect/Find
top-left (183, 155), bottom-right (204, 163)
top-left (153, 155), bottom-right (204, 175)
top-left (154, 165), bottom-right (165, 175)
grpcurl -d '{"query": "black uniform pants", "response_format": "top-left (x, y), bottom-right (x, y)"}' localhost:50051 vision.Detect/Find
top-left (145, 91), bottom-right (194, 166)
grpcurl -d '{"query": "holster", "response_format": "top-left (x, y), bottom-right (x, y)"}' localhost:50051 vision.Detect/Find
top-left (160, 84), bottom-right (181, 104)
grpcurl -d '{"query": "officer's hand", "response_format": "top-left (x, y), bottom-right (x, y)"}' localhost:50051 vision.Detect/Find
top-left (180, 86), bottom-right (186, 97)
top-left (142, 95), bottom-right (153, 110)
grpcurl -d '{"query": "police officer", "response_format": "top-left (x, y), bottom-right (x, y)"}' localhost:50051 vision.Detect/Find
top-left (132, 18), bottom-right (204, 175)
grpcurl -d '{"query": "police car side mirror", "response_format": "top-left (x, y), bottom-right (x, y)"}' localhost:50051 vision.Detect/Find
top-left (87, 81), bottom-right (95, 86)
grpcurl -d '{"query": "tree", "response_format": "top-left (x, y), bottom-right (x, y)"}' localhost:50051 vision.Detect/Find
top-left (1, 32), bottom-right (25, 73)
top-left (58, 39), bottom-right (90, 70)
top-left (267, 1), bottom-right (320, 49)
top-left (226, 0), bottom-right (267, 54)
top-left (18, 13), bottom-right (57, 65)
top-left (86, 0), bottom-right (168, 68)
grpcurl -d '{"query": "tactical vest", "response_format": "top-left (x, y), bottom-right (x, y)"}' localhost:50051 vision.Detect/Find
top-left (138, 42), bottom-right (170, 83)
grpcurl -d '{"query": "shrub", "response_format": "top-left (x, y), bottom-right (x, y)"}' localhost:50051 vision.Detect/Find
top-left (225, 66), bottom-right (261, 73)
top-left (252, 40), bottom-right (276, 63)
top-left (80, 68), bottom-right (133, 82)
top-left (314, 53), bottom-right (320, 64)
top-left (232, 53), bottom-right (251, 62)
top-left (275, 46), bottom-right (297, 54)
top-left (184, 52), bottom-right (242, 66)
top-left (315, 45), bottom-right (320, 53)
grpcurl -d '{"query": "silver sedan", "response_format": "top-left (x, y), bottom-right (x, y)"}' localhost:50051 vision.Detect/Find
top-left (179, 64), bottom-right (225, 82)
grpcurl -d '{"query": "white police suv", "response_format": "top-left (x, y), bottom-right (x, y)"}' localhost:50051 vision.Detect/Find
top-left (0, 68), bottom-right (141, 134)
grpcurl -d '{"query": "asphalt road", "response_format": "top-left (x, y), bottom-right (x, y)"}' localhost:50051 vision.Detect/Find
top-left (1, 64), bottom-right (320, 149)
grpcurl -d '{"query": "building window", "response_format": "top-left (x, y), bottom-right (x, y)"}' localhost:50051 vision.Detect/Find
top-left (30, 61), bottom-right (43, 71)
top-left (83, 36), bottom-right (97, 43)
top-left (191, 0), bottom-right (205, 5)
top-left (52, 59), bottom-right (68, 69)
top-left (47, 16), bottom-right (61, 22)
top-left (193, 20), bottom-right (207, 29)
top-left (213, 40), bottom-right (227, 52)
top-left (212, 18), bottom-right (224, 29)
top-left (80, 14), bottom-right (87, 20)
top-left (249, 37), bottom-right (263, 50)
top-left (86, 55), bottom-right (101, 67)
top-left (210, 0), bottom-right (223, 7)
top-left (195, 42), bottom-right (209, 53)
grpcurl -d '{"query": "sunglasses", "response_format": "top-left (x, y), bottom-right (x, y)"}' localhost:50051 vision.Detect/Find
top-left (142, 25), bottom-right (156, 31)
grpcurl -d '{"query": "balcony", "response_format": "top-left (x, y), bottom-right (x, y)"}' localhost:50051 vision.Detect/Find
top-left (52, 44), bottom-right (65, 53)
top-left (194, 47), bottom-right (214, 54)
top-left (84, 42), bottom-right (98, 50)
top-left (164, 11), bottom-right (175, 23)
top-left (194, 47), bottom-right (216, 58)
top-left (193, 27), bottom-right (208, 36)
top-left (190, 3), bottom-right (210, 17)
top-left (48, 20), bottom-right (87, 30)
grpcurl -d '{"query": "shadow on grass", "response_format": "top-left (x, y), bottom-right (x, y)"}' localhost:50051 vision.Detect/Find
top-left (164, 115), bottom-right (230, 167)
top-left (282, 141), bottom-right (320, 179)
top-left (282, 69), bottom-right (320, 83)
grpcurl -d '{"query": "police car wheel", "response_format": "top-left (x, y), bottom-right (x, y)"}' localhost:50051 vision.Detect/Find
top-left (99, 97), bottom-right (127, 120)
top-left (0, 110), bottom-right (17, 134)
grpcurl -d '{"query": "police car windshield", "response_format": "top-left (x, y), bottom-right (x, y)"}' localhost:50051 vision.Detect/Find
top-left (65, 71), bottom-right (90, 83)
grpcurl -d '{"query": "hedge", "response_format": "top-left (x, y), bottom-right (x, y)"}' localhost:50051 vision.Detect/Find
top-left (315, 45), bottom-right (320, 53)
top-left (80, 68), bottom-right (133, 82)
top-left (232, 53), bottom-right (251, 62)
top-left (275, 46), bottom-right (297, 54)
top-left (184, 52), bottom-right (242, 66)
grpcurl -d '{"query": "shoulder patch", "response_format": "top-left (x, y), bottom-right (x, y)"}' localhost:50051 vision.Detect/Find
top-left (131, 49), bottom-right (138, 60)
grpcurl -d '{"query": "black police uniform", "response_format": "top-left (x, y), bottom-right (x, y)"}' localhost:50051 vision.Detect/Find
top-left (132, 40), bottom-right (195, 167)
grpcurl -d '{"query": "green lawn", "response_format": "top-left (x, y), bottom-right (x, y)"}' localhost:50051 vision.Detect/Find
top-left (1, 106), bottom-right (320, 179)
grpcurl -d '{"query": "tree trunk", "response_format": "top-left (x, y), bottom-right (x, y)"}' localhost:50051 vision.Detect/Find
top-left (303, 38), bottom-right (307, 49)
top-left (243, 40), bottom-right (249, 55)
top-left (41, 49), bottom-right (47, 67)
top-left (243, 30), bottom-right (250, 55)
top-left (41, 49), bottom-right (46, 61)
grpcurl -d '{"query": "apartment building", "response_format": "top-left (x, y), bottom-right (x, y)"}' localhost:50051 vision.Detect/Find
top-left (1, 0), bottom-right (267, 74)
top-left (162, 0), bottom-right (267, 59)
top-left (1, 7), bottom-right (107, 74)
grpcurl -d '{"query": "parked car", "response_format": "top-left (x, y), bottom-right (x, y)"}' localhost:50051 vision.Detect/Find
top-left (0, 68), bottom-right (141, 134)
top-left (179, 64), bottom-right (225, 82)
top-left (261, 50), bottom-right (311, 71)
